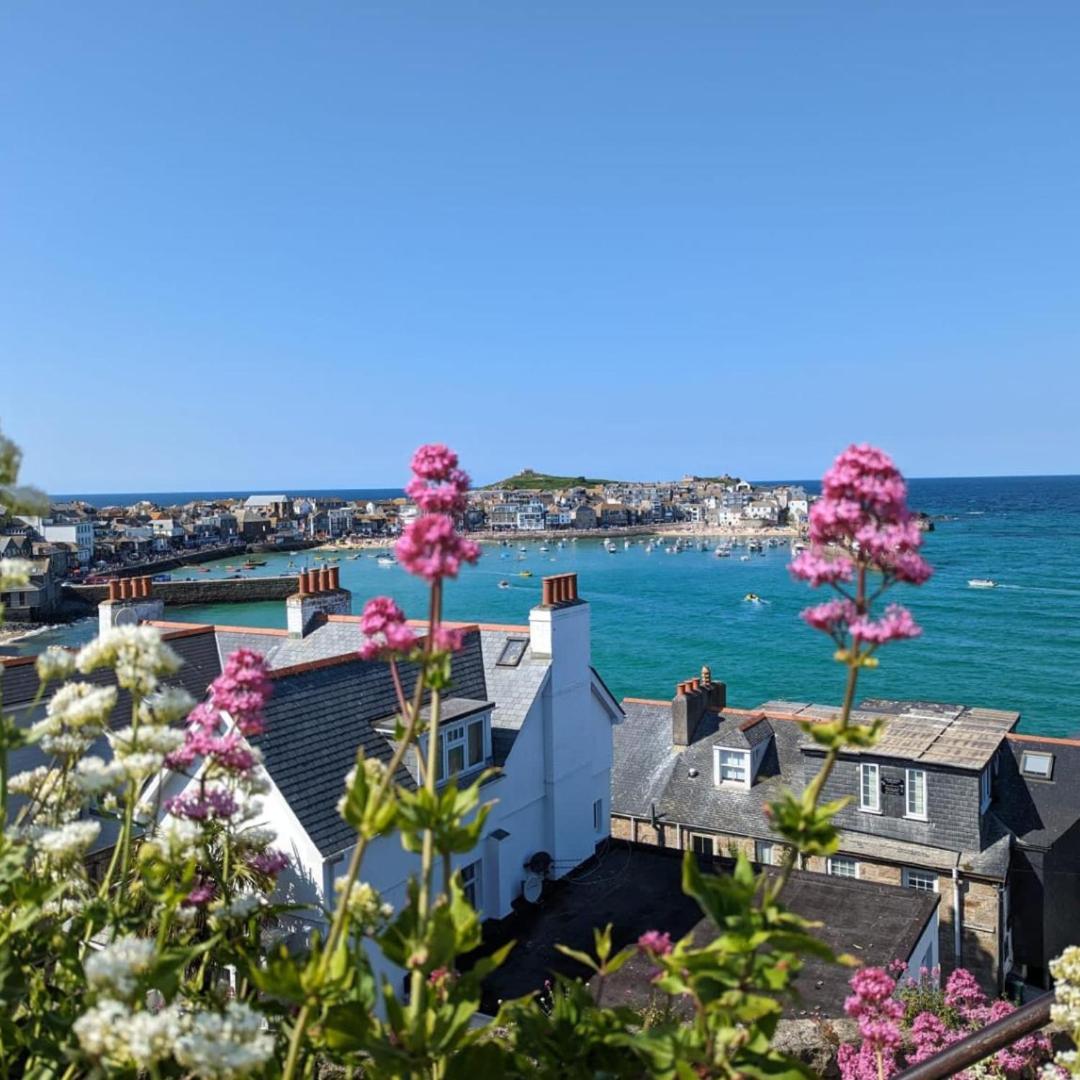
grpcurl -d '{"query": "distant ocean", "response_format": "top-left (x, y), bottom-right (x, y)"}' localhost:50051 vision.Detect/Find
top-left (18, 475), bottom-right (1080, 738)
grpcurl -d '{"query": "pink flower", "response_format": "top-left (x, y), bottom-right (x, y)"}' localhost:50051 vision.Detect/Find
top-left (182, 879), bottom-right (217, 907)
top-left (789, 550), bottom-right (855, 587)
top-left (849, 604), bottom-right (922, 645)
top-left (395, 514), bottom-right (480, 583)
top-left (405, 470), bottom-right (470, 515)
top-left (637, 930), bottom-right (673, 956)
top-left (164, 787), bottom-right (238, 821)
top-left (248, 849), bottom-right (289, 877)
top-left (801, 598), bottom-right (857, 636)
top-left (943, 967), bottom-right (987, 1011)
top-left (358, 596), bottom-right (418, 661)
top-left (210, 649), bottom-right (272, 737)
top-left (410, 444), bottom-right (459, 482)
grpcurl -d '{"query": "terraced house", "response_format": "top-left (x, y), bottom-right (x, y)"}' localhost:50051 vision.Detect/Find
top-left (611, 674), bottom-right (1080, 997)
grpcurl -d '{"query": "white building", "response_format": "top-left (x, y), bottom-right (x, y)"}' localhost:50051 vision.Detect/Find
top-left (43, 522), bottom-right (95, 565)
top-left (152, 572), bottom-right (620, 988)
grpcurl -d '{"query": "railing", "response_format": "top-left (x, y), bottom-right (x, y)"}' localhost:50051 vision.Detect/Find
top-left (893, 992), bottom-right (1053, 1079)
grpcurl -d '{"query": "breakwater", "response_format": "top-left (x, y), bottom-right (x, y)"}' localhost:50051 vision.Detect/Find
top-left (65, 576), bottom-right (299, 607)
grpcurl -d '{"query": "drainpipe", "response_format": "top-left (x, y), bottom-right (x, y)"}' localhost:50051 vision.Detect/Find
top-left (953, 867), bottom-right (963, 967)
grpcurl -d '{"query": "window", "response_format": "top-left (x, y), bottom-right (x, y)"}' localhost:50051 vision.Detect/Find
top-left (905, 768), bottom-right (927, 820)
top-left (461, 859), bottom-right (482, 909)
top-left (593, 798), bottom-right (603, 833)
top-left (717, 749), bottom-right (749, 785)
top-left (903, 868), bottom-right (938, 893)
top-left (434, 715), bottom-right (489, 783)
top-left (859, 763), bottom-right (880, 812)
top-left (980, 766), bottom-right (992, 811)
top-left (496, 638), bottom-right (528, 668)
top-left (827, 856), bottom-right (858, 879)
top-left (755, 840), bottom-right (775, 866)
top-left (691, 834), bottom-right (714, 857)
top-left (1021, 751), bottom-right (1054, 780)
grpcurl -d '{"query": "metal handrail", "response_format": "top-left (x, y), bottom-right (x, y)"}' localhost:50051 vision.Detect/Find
top-left (892, 992), bottom-right (1054, 1080)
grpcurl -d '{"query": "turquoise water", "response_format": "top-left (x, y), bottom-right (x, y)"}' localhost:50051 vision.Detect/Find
top-left (14, 477), bottom-right (1080, 737)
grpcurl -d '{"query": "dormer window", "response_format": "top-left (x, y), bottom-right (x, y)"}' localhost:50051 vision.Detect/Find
top-left (420, 704), bottom-right (493, 784)
top-left (714, 747), bottom-right (750, 789)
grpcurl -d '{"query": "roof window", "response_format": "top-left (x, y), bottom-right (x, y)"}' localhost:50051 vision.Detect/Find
top-left (1021, 750), bottom-right (1054, 780)
top-left (496, 637), bottom-right (528, 667)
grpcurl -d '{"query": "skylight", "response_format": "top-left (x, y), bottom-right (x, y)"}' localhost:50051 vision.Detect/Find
top-left (1020, 750), bottom-right (1054, 780)
top-left (496, 638), bottom-right (528, 667)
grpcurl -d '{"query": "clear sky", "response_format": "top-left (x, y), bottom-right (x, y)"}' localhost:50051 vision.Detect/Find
top-left (2, 3), bottom-right (1078, 492)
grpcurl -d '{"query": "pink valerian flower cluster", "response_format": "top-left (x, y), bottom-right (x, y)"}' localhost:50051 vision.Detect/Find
top-left (637, 930), bottom-right (673, 956)
top-left (164, 787), bottom-right (239, 821)
top-left (837, 968), bottom-right (904, 1080)
top-left (358, 597), bottom-right (418, 661)
top-left (396, 445), bottom-right (481, 583)
top-left (182, 878), bottom-right (217, 907)
top-left (396, 513), bottom-right (481, 584)
top-left (839, 966), bottom-right (1051, 1079)
top-left (247, 849), bottom-right (290, 877)
top-left (791, 445), bottom-right (931, 648)
top-left (210, 649), bottom-right (272, 736)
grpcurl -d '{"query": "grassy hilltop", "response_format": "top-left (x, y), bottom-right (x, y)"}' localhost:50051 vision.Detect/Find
top-left (482, 469), bottom-right (614, 491)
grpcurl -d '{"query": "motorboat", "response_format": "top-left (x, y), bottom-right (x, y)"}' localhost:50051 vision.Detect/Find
top-left (604, 540), bottom-right (618, 553)
top-left (498, 580), bottom-right (510, 589)
top-left (739, 554), bottom-right (751, 562)
top-left (518, 569), bottom-right (533, 578)
top-left (968, 579), bottom-right (997, 589)
top-left (376, 555), bottom-right (397, 567)
top-left (744, 593), bottom-right (763, 603)
top-left (714, 546), bottom-right (730, 558)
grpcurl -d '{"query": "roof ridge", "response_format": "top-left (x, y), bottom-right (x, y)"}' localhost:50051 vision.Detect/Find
top-left (1007, 731), bottom-right (1080, 749)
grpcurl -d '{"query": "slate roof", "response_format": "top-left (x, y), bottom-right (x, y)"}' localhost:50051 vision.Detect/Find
top-left (994, 736), bottom-right (1080, 851)
top-left (479, 629), bottom-right (550, 735)
top-left (713, 713), bottom-right (773, 750)
top-left (614, 697), bottom-right (1014, 876)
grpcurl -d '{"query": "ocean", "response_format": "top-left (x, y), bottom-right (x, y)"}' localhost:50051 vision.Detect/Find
top-left (13, 476), bottom-right (1080, 738)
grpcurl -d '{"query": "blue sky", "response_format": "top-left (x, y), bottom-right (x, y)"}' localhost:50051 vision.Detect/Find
top-left (2, 3), bottom-right (1078, 492)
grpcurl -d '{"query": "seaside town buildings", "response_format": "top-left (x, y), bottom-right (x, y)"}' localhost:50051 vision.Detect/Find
top-left (0, 569), bottom-right (1077, 1014)
top-left (610, 676), bottom-right (1080, 997)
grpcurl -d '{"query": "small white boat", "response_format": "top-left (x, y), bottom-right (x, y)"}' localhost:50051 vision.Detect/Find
top-left (714, 546), bottom-right (730, 558)
top-left (376, 555), bottom-right (397, 567)
top-left (739, 554), bottom-right (751, 562)
top-left (968, 579), bottom-right (997, 589)
top-left (644, 542), bottom-right (653, 553)
top-left (539, 545), bottom-right (549, 553)
top-left (624, 539), bottom-right (632, 549)
top-left (604, 540), bottom-right (618, 553)
top-left (498, 580), bottom-right (510, 589)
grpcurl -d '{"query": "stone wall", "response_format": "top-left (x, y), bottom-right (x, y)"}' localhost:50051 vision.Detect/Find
top-left (65, 576), bottom-right (299, 608)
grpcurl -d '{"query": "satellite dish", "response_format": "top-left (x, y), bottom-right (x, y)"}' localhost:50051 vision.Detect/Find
top-left (522, 874), bottom-right (543, 904)
top-left (114, 607), bottom-right (138, 627)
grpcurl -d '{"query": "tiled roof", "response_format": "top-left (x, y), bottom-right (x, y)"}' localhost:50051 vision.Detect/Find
top-left (479, 629), bottom-right (549, 734)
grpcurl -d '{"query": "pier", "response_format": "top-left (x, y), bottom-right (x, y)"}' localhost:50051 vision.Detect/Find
top-left (64, 575), bottom-right (298, 608)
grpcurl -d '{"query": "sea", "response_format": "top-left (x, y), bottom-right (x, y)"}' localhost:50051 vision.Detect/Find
top-left (13, 476), bottom-right (1080, 738)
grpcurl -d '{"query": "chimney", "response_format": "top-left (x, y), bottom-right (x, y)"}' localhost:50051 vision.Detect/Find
top-left (699, 664), bottom-right (727, 712)
top-left (672, 680), bottom-right (707, 747)
top-left (286, 564), bottom-right (351, 637)
top-left (98, 575), bottom-right (164, 634)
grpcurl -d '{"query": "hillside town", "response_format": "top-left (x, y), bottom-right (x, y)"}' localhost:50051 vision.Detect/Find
top-left (0, 473), bottom-right (812, 623)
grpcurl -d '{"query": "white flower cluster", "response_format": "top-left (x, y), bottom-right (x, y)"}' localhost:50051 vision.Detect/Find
top-left (76, 625), bottom-right (182, 696)
top-left (35, 645), bottom-right (76, 684)
top-left (32, 682), bottom-right (117, 757)
top-left (210, 893), bottom-right (265, 924)
top-left (173, 1002), bottom-right (275, 1079)
top-left (74, 755), bottom-right (125, 795)
top-left (0, 558), bottom-right (33, 591)
top-left (334, 877), bottom-right (394, 934)
top-left (35, 819), bottom-right (100, 863)
top-left (138, 685), bottom-right (196, 726)
top-left (232, 825), bottom-right (276, 852)
top-left (84, 936), bottom-right (156, 1000)
top-left (74, 999), bottom-right (184, 1072)
top-left (1050, 946), bottom-right (1080, 1076)
top-left (109, 723), bottom-right (185, 780)
top-left (147, 815), bottom-right (203, 863)
top-left (9, 765), bottom-right (84, 821)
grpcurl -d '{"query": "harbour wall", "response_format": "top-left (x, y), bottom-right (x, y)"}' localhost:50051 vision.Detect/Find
top-left (65, 576), bottom-right (299, 607)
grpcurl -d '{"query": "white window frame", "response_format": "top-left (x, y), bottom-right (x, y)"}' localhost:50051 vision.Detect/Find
top-left (1020, 751), bottom-right (1054, 780)
top-left (431, 713), bottom-right (491, 785)
top-left (714, 747), bottom-right (750, 789)
top-left (905, 768), bottom-right (928, 821)
top-left (460, 858), bottom-right (482, 912)
top-left (827, 856), bottom-right (858, 879)
top-left (859, 763), bottom-right (881, 813)
top-left (902, 867), bottom-right (938, 893)
top-left (755, 840), bottom-right (775, 866)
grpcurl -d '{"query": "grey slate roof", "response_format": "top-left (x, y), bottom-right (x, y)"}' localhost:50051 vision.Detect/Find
top-left (995, 737), bottom-right (1080, 851)
top-left (215, 623), bottom-right (363, 672)
top-left (614, 697), bottom-right (1012, 876)
top-left (713, 713), bottom-right (773, 750)
top-left (479, 629), bottom-right (550, 736)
